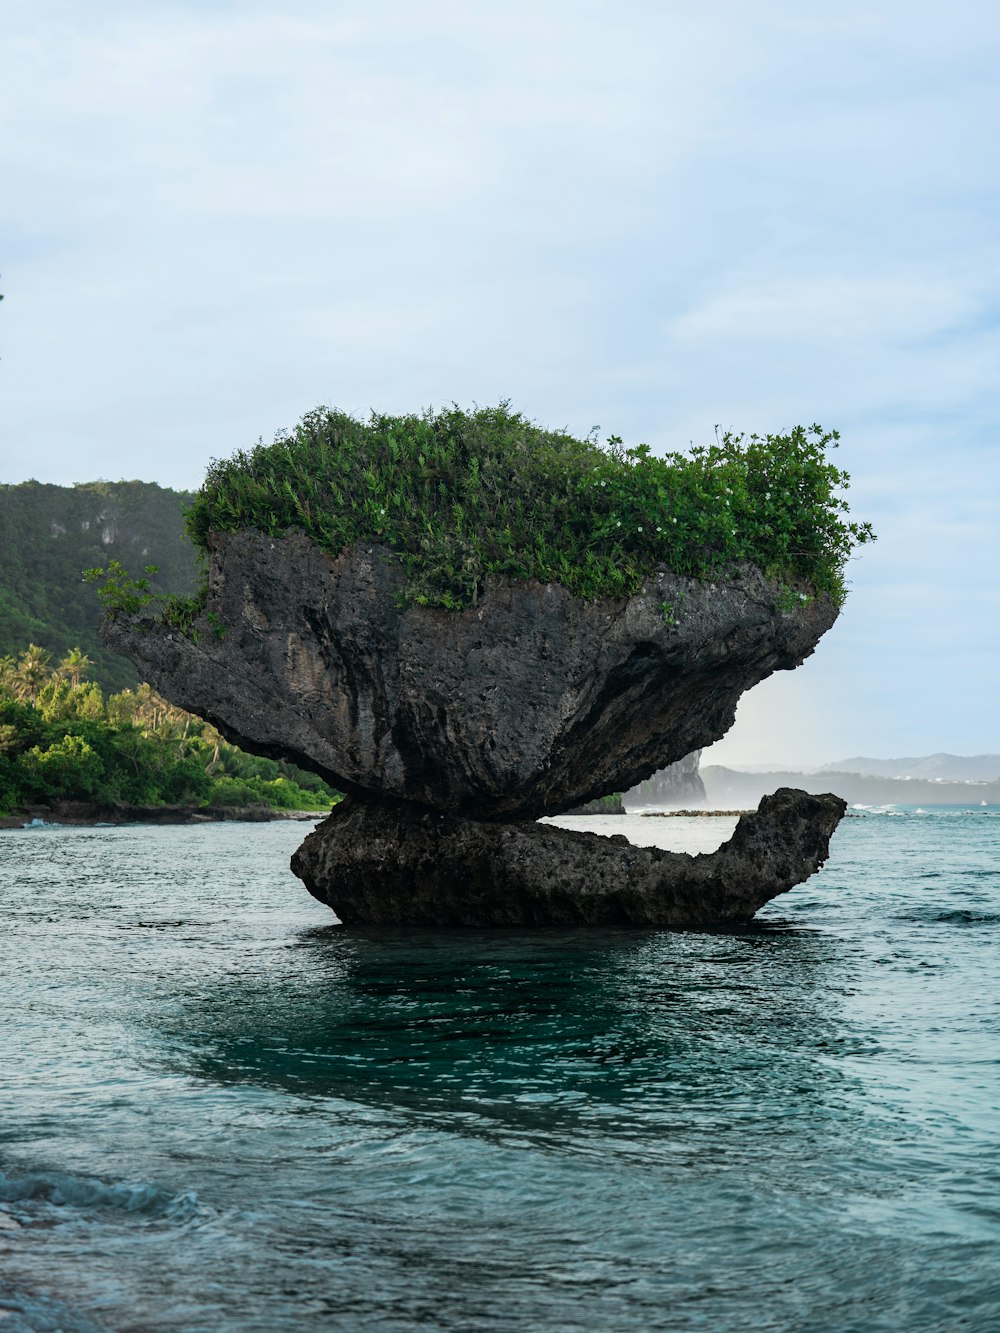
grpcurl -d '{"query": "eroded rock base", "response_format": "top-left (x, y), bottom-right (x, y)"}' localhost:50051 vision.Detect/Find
top-left (291, 787), bottom-right (846, 927)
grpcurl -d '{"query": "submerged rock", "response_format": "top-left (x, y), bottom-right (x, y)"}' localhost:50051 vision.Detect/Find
top-left (104, 533), bottom-right (837, 821)
top-left (291, 789), bottom-right (847, 927)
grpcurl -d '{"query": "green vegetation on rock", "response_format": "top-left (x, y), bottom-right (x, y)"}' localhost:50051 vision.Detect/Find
top-left (179, 404), bottom-right (873, 611)
top-left (0, 645), bottom-right (338, 814)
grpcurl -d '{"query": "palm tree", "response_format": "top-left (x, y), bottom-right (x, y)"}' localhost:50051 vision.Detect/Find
top-left (135, 683), bottom-right (174, 732)
top-left (202, 722), bottom-right (223, 773)
top-left (57, 647), bottom-right (95, 690)
top-left (13, 644), bottom-right (52, 702)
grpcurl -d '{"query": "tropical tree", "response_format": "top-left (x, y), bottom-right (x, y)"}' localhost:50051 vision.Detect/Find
top-left (12, 644), bottom-right (52, 702)
top-left (20, 734), bottom-right (104, 799)
top-left (57, 647), bottom-right (95, 689)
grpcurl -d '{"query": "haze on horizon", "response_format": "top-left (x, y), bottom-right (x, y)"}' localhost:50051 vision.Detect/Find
top-left (1, 0), bottom-right (997, 768)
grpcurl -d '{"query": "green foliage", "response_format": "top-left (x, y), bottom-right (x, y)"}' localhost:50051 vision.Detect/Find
top-left (183, 406), bottom-right (874, 611)
top-left (578, 792), bottom-right (625, 814)
top-left (162, 585), bottom-right (208, 636)
top-left (83, 560), bottom-right (160, 617)
top-left (205, 775), bottom-right (325, 809)
top-left (35, 677), bottom-right (105, 722)
top-left (0, 643), bottom-right (339, 814)
top-left (20, 734), bottom-right (104, 799)
top-left (206, 777), bottom-right (265, 808)
top-left (775, 584), bottom-right (815, 613)
top-left (0, 479), bottom-right (199, 692)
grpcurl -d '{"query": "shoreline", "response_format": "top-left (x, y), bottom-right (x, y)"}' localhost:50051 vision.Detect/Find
top-left (638, 808), bottom-right (753, 818)
top-left (0, 801), bottom-right (329, 829)
top-left (639, 808), bottom-right (754, 818)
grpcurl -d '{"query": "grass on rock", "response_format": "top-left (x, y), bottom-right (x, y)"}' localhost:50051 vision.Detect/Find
top-left (101, 405), bottom-right (876, 623)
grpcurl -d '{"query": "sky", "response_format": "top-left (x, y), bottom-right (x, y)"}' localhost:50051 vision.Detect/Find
top-left (1, 0), bottom-right (997, 767)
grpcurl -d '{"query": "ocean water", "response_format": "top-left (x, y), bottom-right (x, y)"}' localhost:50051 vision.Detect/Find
top-left (1, 807), bottom-right (999, 1332)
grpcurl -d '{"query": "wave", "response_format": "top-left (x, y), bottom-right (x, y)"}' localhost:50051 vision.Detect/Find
top-left (849, 802), bottom-right (918, 814)
top-left (0, 1167), bottom-right (203, 1224)
top-left (0, 1286), bottom-right (106, 1333)
top-left (895, 907), bottom-right (1000, 927)
top-left (850, 804), bottom-right (1000, 818)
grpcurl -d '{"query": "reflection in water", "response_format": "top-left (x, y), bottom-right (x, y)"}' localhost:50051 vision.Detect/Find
top-left (168, 924), bottom-right (867, 1164)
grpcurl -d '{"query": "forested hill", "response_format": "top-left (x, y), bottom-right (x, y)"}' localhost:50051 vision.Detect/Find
top-left (0, 480), bottom-right (198, 692)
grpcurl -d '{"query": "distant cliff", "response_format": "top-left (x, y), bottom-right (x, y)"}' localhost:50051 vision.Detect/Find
top-left (624, 751), bottom-right (706, 809)
top-left (0, 480), bottom-right (198, 692)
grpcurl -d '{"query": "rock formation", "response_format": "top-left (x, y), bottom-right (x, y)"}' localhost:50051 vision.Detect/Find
top-left (624, 750), bottom-right (707, 810)
top-left (291, 788), bottom-right (846, 927)
top-left (104, 532), bottom-right (847, 926)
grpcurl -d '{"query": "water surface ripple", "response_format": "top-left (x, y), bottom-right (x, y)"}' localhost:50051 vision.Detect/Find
top-left (1, 811), bottom-right (999, 1331)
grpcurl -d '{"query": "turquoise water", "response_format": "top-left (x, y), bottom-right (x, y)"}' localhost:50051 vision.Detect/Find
top-left (1, 808), bottom-right (999, 1331)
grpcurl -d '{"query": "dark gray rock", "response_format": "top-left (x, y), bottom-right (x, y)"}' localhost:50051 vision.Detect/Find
top-left (104, 533), bottom-right (837, 821)
top-left (291, 788), bottom-right (847, 927)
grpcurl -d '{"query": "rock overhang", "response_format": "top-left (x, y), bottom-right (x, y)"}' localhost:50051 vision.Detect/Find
top-left (103, 530), bottom-right (838, 821)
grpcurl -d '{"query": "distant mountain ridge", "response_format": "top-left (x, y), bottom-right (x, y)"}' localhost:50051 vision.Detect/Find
top-left (819, 754), bottom-right (1000, 782)
top-left (0, 479), bottom-right (199, 692)
top-left (702, 766), bottom-right (1000, 808)
top-left (723, 754), bottom-right (1000, 782)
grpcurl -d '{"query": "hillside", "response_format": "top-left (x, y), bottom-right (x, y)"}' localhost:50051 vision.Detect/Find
top-left (0, 480), bottom-right (198, 692)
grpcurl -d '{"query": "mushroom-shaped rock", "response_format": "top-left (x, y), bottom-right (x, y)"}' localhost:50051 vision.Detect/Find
top-left (100, 405), bottom-right (870, 926)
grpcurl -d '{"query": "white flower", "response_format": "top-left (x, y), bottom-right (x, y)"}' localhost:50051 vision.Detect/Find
top-left (637, 526), bottom-right (643, 532)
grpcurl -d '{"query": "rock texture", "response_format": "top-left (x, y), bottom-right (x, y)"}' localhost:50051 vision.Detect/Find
top-left (104, 533), bottom-right (837, 821)
top-left (291, 789), bottom-right (847, 927)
